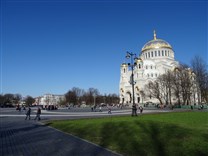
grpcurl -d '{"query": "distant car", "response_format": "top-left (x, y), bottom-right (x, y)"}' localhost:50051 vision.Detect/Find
top-left (144, 102), bottom-right (150, 107)
top-left (100, 103), bottom-right (106, 107)
top-left (144, 102), bottom-right (155, 107)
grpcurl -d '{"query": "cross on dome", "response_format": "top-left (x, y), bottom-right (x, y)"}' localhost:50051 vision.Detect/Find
top-left (154, 30), bottom-right (157, 40)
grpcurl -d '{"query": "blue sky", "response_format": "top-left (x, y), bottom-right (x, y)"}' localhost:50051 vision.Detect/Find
top-left (1, 0), bottom-right (207, 97)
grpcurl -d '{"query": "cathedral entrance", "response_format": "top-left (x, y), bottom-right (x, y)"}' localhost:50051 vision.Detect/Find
top-left (136, 93), bottom-right (140, 104)
top-left (120, 95), bottom-right (125, 104)
top-left (137, 97), bottom-right (140, 103)
top-left (126, 92), bottom-right (132, 103)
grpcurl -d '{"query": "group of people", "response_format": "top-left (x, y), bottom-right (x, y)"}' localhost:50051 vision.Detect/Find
top-left (132, 105), bottom-right (143, 116)
top-left (25, 107), bottom-right (41, 121)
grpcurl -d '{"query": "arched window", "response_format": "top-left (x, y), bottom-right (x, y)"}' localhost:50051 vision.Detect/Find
top-left (155, 51), bottom-right (157, 57)
top-left (158, 50), bottom-right (160, 56)
top-left (139, 64), bottom-right (141, 69)
top-left (123, 68), bottom-right (125, 73)
top-left (148, 52), bottom-right (150, 58)
top-left (151, 51), bottom-right (153, 57)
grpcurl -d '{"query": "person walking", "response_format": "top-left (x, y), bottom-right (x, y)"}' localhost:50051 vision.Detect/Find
top-left (34, 107), bottom-right (41, 121)
top-left (108, 105), bottom-right (112, 114)
top-left (132, 105), bottom-right (137, 116)
top-left (99, 106), bottom-right (102, 112)
top-left (25, 107), bottom-right (31, 120)
top-left (139, 106), bottom-right (143, 113)
top-left (91, 106), bottom-right (94, 112)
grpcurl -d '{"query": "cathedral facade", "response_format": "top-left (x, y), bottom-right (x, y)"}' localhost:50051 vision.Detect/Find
top-left (119, 31), bottom-right (179, 105)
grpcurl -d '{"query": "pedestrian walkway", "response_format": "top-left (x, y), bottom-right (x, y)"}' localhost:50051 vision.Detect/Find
top-left (0, 107), bottom-right (172, 118)
top-left (0, 116), bottom-right (120, 156)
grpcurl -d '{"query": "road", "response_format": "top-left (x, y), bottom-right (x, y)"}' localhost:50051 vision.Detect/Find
top-left (0, 107), bottom-right (172, 120)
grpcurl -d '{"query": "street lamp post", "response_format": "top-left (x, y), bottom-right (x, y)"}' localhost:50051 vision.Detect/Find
top-left (93, 95), bottom-right (96, 106)
top-left (126, 51), bottom-right (139, 116)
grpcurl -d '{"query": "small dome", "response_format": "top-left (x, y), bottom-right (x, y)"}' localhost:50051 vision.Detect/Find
top-left (121, 63), bottom-right (128, 67)
top-left (141, 31), bottom-right (172, 52)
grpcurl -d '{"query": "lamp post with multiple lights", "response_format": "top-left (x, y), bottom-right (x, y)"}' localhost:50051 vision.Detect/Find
top-left (126, 51), bottom-right (142, 116)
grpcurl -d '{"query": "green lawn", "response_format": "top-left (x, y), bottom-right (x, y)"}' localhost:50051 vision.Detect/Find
top-left (47, 112), bottom-right (208, 156)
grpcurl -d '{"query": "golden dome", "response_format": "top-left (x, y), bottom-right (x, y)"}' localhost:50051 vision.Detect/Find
top-left (141, 31), bottom-right (172, 52)
top-left (121, 63), bottom-right (128, 67)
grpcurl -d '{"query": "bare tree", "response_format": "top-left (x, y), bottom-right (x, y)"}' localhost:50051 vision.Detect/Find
top-left (13, 94), bottom-right (22, 105)
top-left (64, 87), bottom-right (119, 106)
top-left (158, 70), bottom-right (173, 106)
top-left (24, 96), bottom-right (35, 106)
top-left (79, 88), bottom-right (100, 105)
top-left (205, 73), bottom-right (208, 102)
top-left (71, 87), bottom-right (85, 105)
top-left (3, 94), bottom-right (14, 104)
top-left (0, 93), bottom-right (23, 107)
top-left (145, 80), bottom-right (164, 105)
top-left (105, 93), bottom-right (119, 105)
top-left (172, 67), bottom-right (182, 106)
top-left (191, 55), bottom-right (208, 103)
top-left (175, 64), bottom-right (194, 105)
top-left (145, 65), bottom-right (196, 106)
top-left (65, 90), bottom-right (77, 106)
top-left (0, 94), bottom-right (4, 106)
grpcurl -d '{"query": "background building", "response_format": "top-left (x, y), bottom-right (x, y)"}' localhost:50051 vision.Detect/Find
top-left (35, 94), bottom-right (65, 107)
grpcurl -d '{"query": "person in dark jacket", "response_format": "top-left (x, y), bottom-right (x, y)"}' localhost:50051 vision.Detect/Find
top-left (34, 107), bottom-right (41, 121)
top-left (139, 106), bottom-right (143, 113)
top-left (25, 107), bottom-right (31, 120)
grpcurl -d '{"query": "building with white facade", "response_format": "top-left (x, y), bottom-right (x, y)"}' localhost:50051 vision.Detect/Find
top-left (119, 31), bottom-right (180, 105)
top-left (35, 94), bottom-right (65, 107)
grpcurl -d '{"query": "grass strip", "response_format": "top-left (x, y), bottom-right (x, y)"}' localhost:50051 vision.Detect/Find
top-left (47, 112), bottom-right (208, 156)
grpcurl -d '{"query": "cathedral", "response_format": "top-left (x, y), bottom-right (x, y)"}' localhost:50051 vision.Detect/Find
top-left (119, 31), bottom-right (180, 105)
